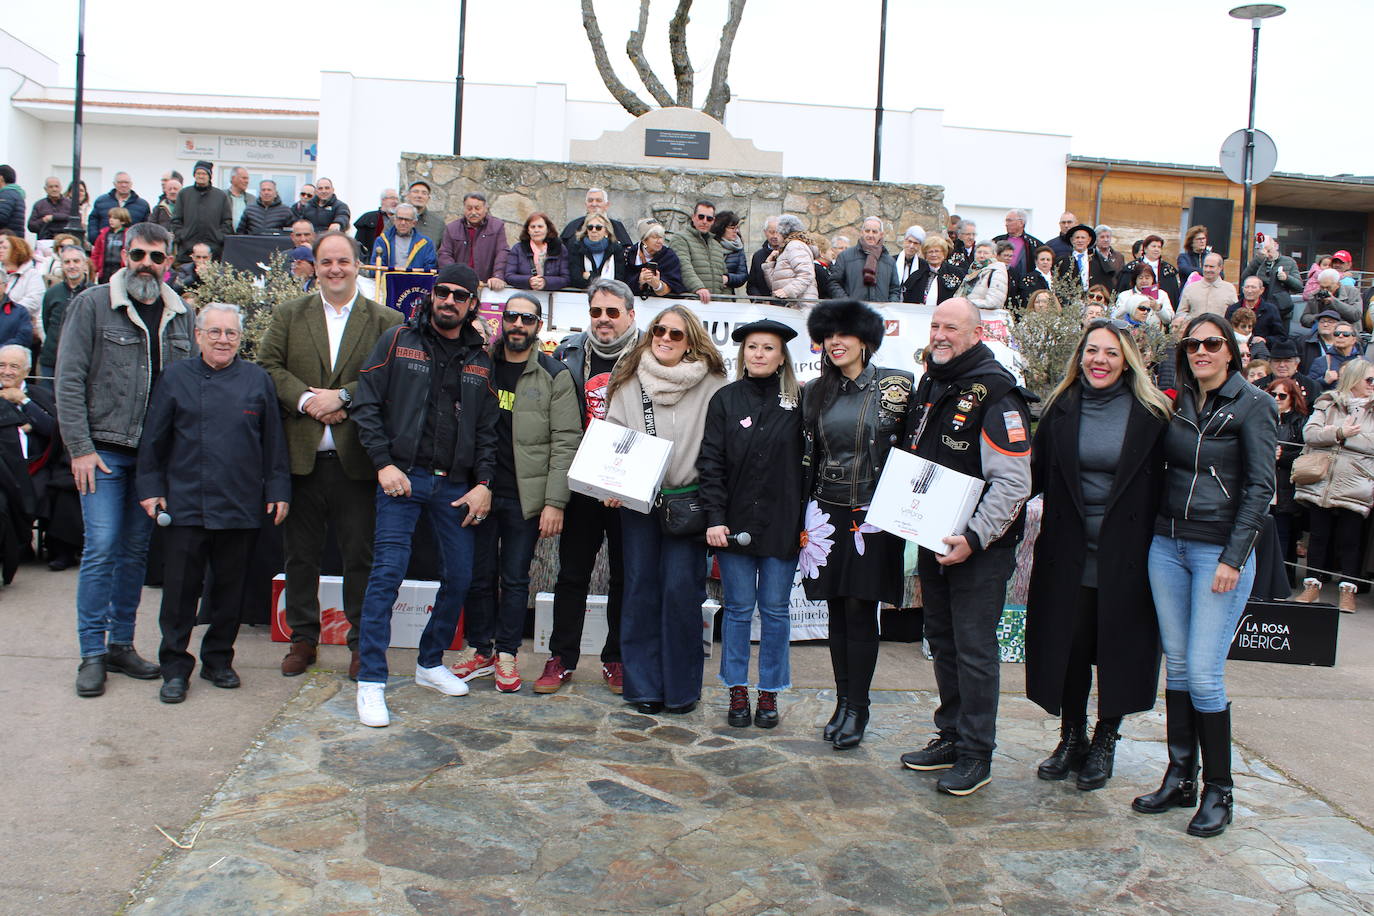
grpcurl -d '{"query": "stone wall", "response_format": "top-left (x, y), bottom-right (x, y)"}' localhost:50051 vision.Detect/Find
top-left (401, 153), bottom-right (947, 251)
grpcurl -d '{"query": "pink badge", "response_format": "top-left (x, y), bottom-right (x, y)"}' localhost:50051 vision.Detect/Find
top-left (739, 417), bottom-right (753, 428)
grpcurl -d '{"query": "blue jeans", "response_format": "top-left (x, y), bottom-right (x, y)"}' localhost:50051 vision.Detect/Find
top-left (465, 494), bottom-right (540, 656)
top-left (619, 508), bottom-right (707, 708)
top-left (1148, 535), bottom-right (1256, 713)
top-left (357, 473), bottom-right (474, 683)
top-left (76, 449), bottom-right (153, 657)
top-left (716, 551), bottom-right (796, 692)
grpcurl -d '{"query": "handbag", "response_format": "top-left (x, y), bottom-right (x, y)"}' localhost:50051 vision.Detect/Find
top-left (1290, 445), bottom-right (1337, 486)
top-left (641, 387), bottom-right (706, 536)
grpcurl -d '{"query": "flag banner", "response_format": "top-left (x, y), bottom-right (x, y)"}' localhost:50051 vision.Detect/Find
top-left (381, 270), bottom-right (436, 319)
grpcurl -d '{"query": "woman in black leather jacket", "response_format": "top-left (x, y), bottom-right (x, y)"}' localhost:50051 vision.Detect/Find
top-left (800, 300), bottom-right (912, 750)
top-left (1134, 313), bottom-right (1277, 839)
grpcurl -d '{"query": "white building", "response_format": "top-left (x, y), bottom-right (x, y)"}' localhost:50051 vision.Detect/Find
top-left (2, 29), bottom-right (1070, 240)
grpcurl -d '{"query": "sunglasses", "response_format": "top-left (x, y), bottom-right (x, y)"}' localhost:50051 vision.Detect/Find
top-left (1334, 330), bottom-right (1357, 337)
top-left (299, 192), bottom-right (312, 198)
top-left (433, 284), bottom-right (471, 301)
top-left (652, 324), bottom-right (686, 342)
top-left (128, 248), bottom-right (168, 265)
top-left (1182, 336), bottom-right (1227, 355)
top-left (1087, 294), bottom-right (1108, 303)
top-left (588, 306), bottom-right (621, 319)
top-left (1272, 392), bottom-right (1289, 400)
top-left (694, 213), bottom-right (715, 222)
top-left (585, 224), bottom-right (608, 232)
top-left (503, 310), bottom-right (539, 326)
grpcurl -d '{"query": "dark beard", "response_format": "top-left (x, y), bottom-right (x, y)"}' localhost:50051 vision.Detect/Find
top-left (502, 330), bottom-right (533, 352)
top-left (126, 270), bottom-right (162, 303)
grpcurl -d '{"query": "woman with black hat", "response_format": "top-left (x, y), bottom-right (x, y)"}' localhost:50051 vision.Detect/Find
top-left (698, 319), bottom-right (805, 729)
top-left (801, 300), bottom-right (913, 749)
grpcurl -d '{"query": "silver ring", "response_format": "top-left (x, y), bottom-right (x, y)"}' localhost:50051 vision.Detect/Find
top-left (475, 515), bottom-right (486, 521)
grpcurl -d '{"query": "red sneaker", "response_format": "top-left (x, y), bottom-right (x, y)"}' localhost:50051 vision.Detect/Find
top-left (602, 662), bottom-right (624, 695)
top-left (450, 647), bottom-right (496, 681)
top-left (494, 653), bottom-right (523, 693)
top-left (533, 656), bottom-right (571, 694)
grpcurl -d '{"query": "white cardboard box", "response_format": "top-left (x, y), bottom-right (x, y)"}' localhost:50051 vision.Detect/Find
top-left (867, 449), bottom-right (985, 555)
top-left (567, 418), bottom-right (673, 514)
top-left (533, 592), bottom-right (720, 657)
top-left (269, 574), bottom-right (462, 650)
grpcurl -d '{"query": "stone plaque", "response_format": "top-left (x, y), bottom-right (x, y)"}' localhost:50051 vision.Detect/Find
top-left (644, 129), bottom-right (711, 161)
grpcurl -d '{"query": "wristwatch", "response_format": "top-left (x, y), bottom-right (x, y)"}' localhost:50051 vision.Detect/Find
top-left (338, 388), bottom-right (352, 407)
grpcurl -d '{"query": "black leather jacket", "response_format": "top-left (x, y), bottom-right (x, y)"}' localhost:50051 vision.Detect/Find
top-left (803, 363), bottom-right (913, 507)
top-left (1155, 371), bottom-right (1278, 568)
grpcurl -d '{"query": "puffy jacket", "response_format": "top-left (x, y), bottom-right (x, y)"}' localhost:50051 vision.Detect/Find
top-left (0, 300), bottom-right (32, 348)
top-left (958, 262), bottom-right (1009, 310)
top-left (171, 184), bottom-right (233, 261)
top-left (1155, 371), bottom-right (1278, 568)
top-left (369, 227), bottom-right (438, 271)
top-left (88, 190), bottom-right (150, 242)
top-left (566, 242), bottom-right (626, 290)
top-left (761, 238), bottom-right (817, 301)
top-left (237, 198), bottom-right (294, 235)
top-left (1295, 393), bottom-right (1374, 516)
top-left (803, 362), bottom-right (913, 508)
top-left (292, 195), bottom-right (351, 232)
top-left (490, 345), bottom-right (582, 519)
top-left (722, 243), bottom-right (748, 290)
top-left (351, 312), bottom-right (498, 485)
top-left (0, 185), bottom-right (25, 235)
top-left (499, 240), bottom-right (570, 290)
top-left (671, 228), bottom-right (727, 295)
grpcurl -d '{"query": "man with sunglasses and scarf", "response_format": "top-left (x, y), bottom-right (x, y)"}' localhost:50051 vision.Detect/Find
top-left (450, 292), bottom-right (581, 693)
top-left (56, 221), bottom-right (197, 698)
top-left (537, 277), bottom-right (643, 694)
top-left (350, 263), bottom-right (499, 726)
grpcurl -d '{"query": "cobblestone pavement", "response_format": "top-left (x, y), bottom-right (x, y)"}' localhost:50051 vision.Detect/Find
top-left (125, 676), bottom-right (1374, 915)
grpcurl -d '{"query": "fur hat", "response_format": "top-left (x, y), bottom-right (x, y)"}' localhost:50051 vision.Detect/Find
top-left (807, 299), bottom-right (885, 353)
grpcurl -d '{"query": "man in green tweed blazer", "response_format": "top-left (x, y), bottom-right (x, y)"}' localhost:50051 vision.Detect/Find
top-left (257, 231), bottom-right (403, 679)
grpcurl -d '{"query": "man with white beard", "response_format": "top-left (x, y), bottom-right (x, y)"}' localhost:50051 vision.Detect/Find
top-left (56, 221), bottom-right (199, 699)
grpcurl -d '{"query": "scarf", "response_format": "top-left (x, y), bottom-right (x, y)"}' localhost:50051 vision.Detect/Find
top-left (582, 235), bottom-right (610, 254)
top-left (719, 236), bottom-right (743, 254)
top-left (586, 323), bottom-right (639, 377)
top-left (923, 341), bottom-right (995, 383)
top-left (859, 238), bottom-right (883, 287)
top-left (637, 352), bottom-right (708, 406)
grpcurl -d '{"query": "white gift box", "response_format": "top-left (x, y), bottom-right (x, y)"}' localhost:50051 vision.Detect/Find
top-left (567, 418), bottom-right (674, 514)
top-left (269, 574), bottom-right (462, 649)
top-left (533, 592), bottom-right (720, 657)
top-left (867, 449), bottom-right (985, 556)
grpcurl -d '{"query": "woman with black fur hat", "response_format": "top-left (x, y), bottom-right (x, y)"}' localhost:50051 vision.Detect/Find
top-left (801, 299), bottom-right (913, 749)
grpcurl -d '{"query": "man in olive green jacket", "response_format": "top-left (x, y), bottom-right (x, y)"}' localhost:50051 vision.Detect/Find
top-left (671, 200), bottom-right (727, 304)
top-left (450, 291), bottom-right (582, 692)
top-left (256, 231), bottom-right (403, 679)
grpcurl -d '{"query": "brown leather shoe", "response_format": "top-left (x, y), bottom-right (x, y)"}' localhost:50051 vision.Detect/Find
top-left (281, 641), bottom-right (317, 676)
top-left (349, 649), bottom-right (361, 681)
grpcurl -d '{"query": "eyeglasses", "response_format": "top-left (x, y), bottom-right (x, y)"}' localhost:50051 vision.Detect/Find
top-left (1182, 336), bottom-right (1227, 354)
top-left (200, 327), bottom-right (241, 341)
top-left (433, 284), bottom-right (471, 301)
top-left (1087, 294), bottom-right (1108, 303)
top-left (503, 310), bottom-right (539, 326)
top-left (300, 192), bottom-right (312, 199)
top-left (588, 306), bottom-right (621, 319)
top-left (128, 248), bottom-right (168, 265)
top-left (652, 324), bottom-right (686, 342)
top-left (1272, 392), bottom-right (1289, 400)
top-left (1334, 330), bottom-right (1357, 337)
top-left (393, 216), bottom-right (415, 222)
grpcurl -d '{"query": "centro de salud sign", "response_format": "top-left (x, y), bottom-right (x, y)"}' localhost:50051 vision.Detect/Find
top-left (177, 134), bottom-right (314, 166)
top-left (644, 128), bottom-right (711, 161)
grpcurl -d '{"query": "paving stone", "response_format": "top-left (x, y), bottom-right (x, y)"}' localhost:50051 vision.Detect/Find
top-left (730, 761), bottom-right (823, 801)
top-left (697, 736), bottom-right (733, 747)
top-left (530, 735), bottom-right (677, 766)
top-left (425, 723), bottom-right (513, 751)
top-left (817, 841), bottom-right (949, 913)
top-left (405, 886), bottom-right (522, 916)
top-left (316, 728), bottom-right (461, 787)
top-left (647, 724), bottom-right (699, 745)
top-left (466, 749), bottom-right (559, 779)
top-left (687, 744), bottom-right (787, 776)
top-left (608, 711), bottom-right (658, 730)
top-left (255, 811), bottom-right (358, 853)
top-left (604, 763), bottom-right (710, 798)
top-left (475, 697), bottom-right (606, 734)
top-left (364, 789), bottom-right (542, 880)
top-left (612, 730), bottom-right (650, 743)
top-left (587, 778), bottom-right (681, 814)
top-left (129, 854), bottom-right (314, 915)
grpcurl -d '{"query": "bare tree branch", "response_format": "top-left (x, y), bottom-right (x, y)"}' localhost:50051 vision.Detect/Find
top-left (668, 0), bottom-right (694, 107)
top-left (702, 0), bottom-right (746, 120)
top-left (580, 0), bottom-right (651, 117)
top-left (626, 0), bottom-right (676, 108)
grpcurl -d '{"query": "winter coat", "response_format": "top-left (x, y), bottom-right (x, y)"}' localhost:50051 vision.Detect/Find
top-left (1027, 383), bottom-right (1166, 719)
top-left (1300, 284), bottom-right (1363, 327)
top-left (1306, 345), bottom-right (1361, 391)
top-left (1117, 257), bottom-right (1181, 306)
top-left (3, 261), bottom-right (44, 323)
top-left (437, 216), bottom-right (510, 280)
top-left (237, 198), bottom-right (294, 235)
top-left (291, 195), bottom-right (351, 233)
top-left (834, 245), bottom-right (901, 302)
top-left (902, 260), bottom-right (963, 305)
top-left (171, 184), bottom-right (233, 261)
top-left (671, 228), bottom-right (728, 296)
top-left (1177, 248), bottom-right (1211, 281)
top-left (1274, 408), bottom-right (1307, 515)
top-left (960, 262), bottom-right (1009, 311)
top-left (489, 345), bottom-right (582, 520)
top-left (88, 190), bottom-right (150, 242)
top-left (1243, 254), bottom-right (1304, 295)
top-left (991, 232), bottom-right (1044, 275)
top-left (619, 243), bottom-right (685, 296)
top-left (722, 244), bottom-right (748, 290)
top-left (745, 244), bottom-right (774, 298)
top-left (761, 238), bottom-right (817, 301)
top-left (40, 279), bottom-right (89, 369)
top-left (1296, 391), bottom-right (1374, 516)
top-left (91, 227), bottom-right (125, 284)
top-left (369, 227), bottom-right (438, 271)
top-left (565, 241), bottom-right (626, 290)
top-left (500, 239), bottom-right (570, 290)
top-left (0, 300), bottom-right (32, 348)
top-left (0, 186), bottom-right (25, 235)
top-left (28, 195), bottom-right (72, 240)
top-left (814, 261), bottom-right (845, 299)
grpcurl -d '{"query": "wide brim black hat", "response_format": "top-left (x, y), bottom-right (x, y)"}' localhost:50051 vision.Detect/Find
top-left (807, 299), bottom-right (885, 352)
top-left (732, 318), bottom-right (797, 344)
top-left (1066, 223), bottom-right (1096, 246)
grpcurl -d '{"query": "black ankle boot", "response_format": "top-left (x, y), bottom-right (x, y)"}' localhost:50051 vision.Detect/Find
top-left (1133, 690), bottom-right (1199, 814)
top-left (754, 690), bottom-right (779, 729)
top-left (1187, 706), bottom-right (1234, 837)
top-left (1037, 719), bottom-right (1089, 780)
top-left (727, 685), bottom-right (751, 728)
top-left (831, 704), bottom-right (869, 750)
top-left (105, 643), bottom-right (160, 679)
top-left (822, 695), bottom-right (847, 742)
top-left (1076, 722), bottom-right (1119, 791)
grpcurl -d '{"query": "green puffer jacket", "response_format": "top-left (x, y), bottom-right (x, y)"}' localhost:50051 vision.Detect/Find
top-left (670, 228), bottom-right (727, 295)
top-left (504, 348), bottom-right (584, 519)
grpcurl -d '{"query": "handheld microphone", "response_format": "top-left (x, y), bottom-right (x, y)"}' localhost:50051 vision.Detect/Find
top-left (725, 531), bottom-right (752, 547)
top-left (156, 511), bottom-right (172, 527)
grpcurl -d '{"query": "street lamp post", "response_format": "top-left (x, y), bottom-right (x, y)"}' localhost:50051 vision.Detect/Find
top-left (1228, 4), bottom-right (1285, 261)
top-left (453, 0), bottom-right (468, 156)
top-left (871, 0), bottom-right (888, 182)
top-left (65, 0), bottom-right (87, 243)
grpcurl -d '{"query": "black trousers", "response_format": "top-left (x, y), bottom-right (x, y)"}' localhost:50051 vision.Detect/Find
top-left (282, 456), bottom-right (375, 649)
top-left (549, 493), bottom-right (623, 668)
top-left (919, 545), bottom-right (1017, 761)
top-left (1306, 506), bottom-right (1363, 583)
top-left (159, 526), bottom-right (255, 681)
top-left (826, 598), bottom-right (880, 709)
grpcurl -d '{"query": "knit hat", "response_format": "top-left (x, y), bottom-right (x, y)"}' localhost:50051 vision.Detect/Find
top-left (807, 299), bottom-right (885, 353)
top-left (193, 160), bottom-right (213, 178)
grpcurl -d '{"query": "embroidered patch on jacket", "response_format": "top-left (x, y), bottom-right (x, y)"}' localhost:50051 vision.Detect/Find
top-left (1004, 410), bottom-right (1027, 443)
top-left (397, 346), bottom-right (428, 362)
top-left (877, 374), bottom-right (912, 419)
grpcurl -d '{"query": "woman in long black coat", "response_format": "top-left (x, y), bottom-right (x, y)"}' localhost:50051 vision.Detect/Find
top-left (1026, 318), bottom-right (1172, 791)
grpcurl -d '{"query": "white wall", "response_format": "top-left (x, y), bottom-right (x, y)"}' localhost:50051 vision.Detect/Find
top-left (939, 125), bottom-right (1070, 242)
top-left (0, 73), bottom-right (47, 201)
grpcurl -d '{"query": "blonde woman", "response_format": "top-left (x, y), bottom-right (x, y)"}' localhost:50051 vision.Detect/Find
top-left (956, 241), bottom-right (1008, 311)
top-left (604, 304), bottom-right (727, 714)
top-left (902, 235), bottom-right (962, 305)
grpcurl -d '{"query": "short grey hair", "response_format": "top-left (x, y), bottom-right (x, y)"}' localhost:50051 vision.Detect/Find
top-left (764, 215), bottom-right (780, 230)
top-left (587, 277), bottom-right (634, 312)
top-left (231, 166), bottom-right (250, 178)
top-left (903, 224), bottom-right (926, 242)
top-left (586, 187), bottom-right (608, 201)
top-left (1319, 268), bottom-right (1341, 285)
top-left (463, 191), bottom-right (487, 204)
top-left (776, 214), bottom-right (806, 236)
top-left (380, 187), bottom-right (399, 202)
top-left (956, 220), bottom-right (977, 233)
top-left (394, 203), bottom-right (418, 220)
top-left (1094, 224), bottom-right (1112, 235)
top-left (1006, 208), bottom-right (1028, 222)
top-left (0, 344), bottom-right (31, 370)
top-left (196, 301), bottom-right (243, 330)
top-left (830, 234), bottom-right (850, 246)
top-left (861, 216), bottom-right (885, 231)
top-left (127, 221), bottom-right (172, 250)
top-left (975, 239), bottom-right (996, 252)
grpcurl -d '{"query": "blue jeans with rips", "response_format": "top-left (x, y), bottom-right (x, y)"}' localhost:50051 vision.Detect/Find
top-left (716, 551), bottom-right (796, 692)
top-left (76, 449), bottom-right (153, 657)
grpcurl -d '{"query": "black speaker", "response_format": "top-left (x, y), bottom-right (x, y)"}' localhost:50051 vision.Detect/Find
top-left (1189, 197), bottom-right (1235, 259)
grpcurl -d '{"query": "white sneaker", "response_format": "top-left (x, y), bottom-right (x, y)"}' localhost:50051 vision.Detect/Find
top-left (357, 682), bottom-right (390, 727)
top-left (416, 663), bottom-right (470, 696)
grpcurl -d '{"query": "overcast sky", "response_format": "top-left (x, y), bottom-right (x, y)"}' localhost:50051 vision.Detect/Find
top-left (9, 0), bottom-right (1363, 177)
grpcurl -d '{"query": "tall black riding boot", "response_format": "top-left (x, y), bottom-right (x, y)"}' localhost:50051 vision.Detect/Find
top-left (1132, 690), bottom-right (1198, 814)
top-left (1187, 705), bottom-right (1234, 837)
top-left (1037, 718), bottom-right (1089, 780)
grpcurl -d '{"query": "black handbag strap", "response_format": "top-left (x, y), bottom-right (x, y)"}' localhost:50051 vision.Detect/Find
top-left (640, 386), bottom-right (656, 437)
